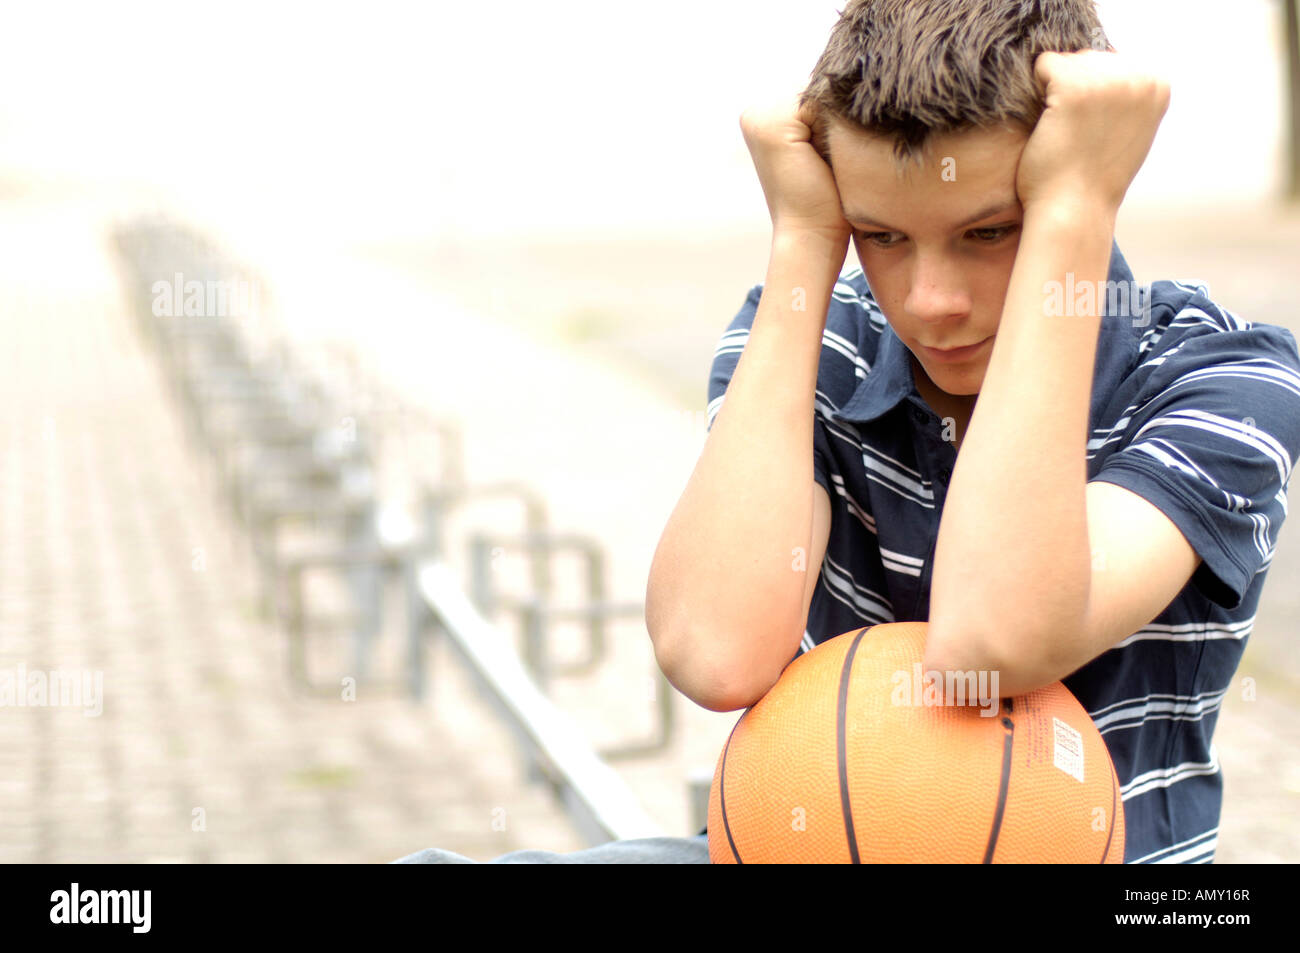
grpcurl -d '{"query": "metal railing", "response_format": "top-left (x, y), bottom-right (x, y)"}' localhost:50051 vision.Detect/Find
top-left (413, 561), bottom-right (662, 843)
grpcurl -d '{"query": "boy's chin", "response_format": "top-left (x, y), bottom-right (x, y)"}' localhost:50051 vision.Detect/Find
top-left (924, 365), bottom-right (985, 398)
top-left (909, 350), bottom-right (986, 399)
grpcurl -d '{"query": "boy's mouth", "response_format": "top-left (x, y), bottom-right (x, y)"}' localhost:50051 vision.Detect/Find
top-left (919, 336), bottom-right (992, 363)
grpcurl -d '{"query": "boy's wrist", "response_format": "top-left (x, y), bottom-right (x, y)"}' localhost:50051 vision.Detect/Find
top-left (768, 227), bottom-right (850, 296)
top-left (1021, 189), bottom-right (1119, 236)
top-left (770, 225), bottom-right (850, 259)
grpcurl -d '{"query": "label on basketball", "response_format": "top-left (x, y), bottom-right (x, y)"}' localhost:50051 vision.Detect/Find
top-left (1052, 717), bottom-right (1085, 782)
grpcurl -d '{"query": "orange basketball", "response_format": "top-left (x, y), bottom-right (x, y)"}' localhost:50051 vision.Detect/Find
top-left (708, 622), bottom-right (1124, 863)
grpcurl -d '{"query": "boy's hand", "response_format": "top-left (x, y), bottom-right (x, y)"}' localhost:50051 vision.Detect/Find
top-left (739, 99), bottom-right (853, 245)
top-left (1015, 50), bottom-right (1171, 214)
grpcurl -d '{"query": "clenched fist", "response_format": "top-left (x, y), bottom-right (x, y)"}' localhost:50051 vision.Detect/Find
top-left (739, 99), bottom-right (854, 245)
top-left (1015, 49), bottom-right (1171, 214)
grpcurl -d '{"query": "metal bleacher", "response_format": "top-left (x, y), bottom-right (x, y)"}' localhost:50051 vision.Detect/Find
top-left (109, 217), bottom-right (684, 846)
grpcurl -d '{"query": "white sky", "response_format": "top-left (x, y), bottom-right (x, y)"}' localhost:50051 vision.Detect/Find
top-left (0, 0), bottom-right (1288, 242)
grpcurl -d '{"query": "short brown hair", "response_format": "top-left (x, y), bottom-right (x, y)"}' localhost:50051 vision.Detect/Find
top-left (800, 0), bottom-right (1110, 170)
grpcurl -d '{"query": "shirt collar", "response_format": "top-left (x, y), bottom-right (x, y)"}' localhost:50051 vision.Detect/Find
top-left (830, 238), bottom-right (1137, 424)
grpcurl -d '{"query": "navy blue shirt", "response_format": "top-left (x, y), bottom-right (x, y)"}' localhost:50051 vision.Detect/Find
top-left (705, 240), bottom-right (1300, 863)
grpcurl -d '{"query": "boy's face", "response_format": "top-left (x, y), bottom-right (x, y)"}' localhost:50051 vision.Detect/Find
top-left (827, 119), bottom-right (1031, 406)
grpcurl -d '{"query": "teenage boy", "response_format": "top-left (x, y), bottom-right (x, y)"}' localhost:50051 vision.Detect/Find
top-left (396, 0), bottom-right (1300, 864)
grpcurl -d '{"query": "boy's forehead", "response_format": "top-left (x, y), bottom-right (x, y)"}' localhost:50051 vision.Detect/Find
top-left (828, 118), bottom-right (1027, 176)
top-left (828, 119), bottom-right (1028, 225)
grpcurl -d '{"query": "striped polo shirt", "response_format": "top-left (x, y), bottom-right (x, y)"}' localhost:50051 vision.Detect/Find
top-left (703, 240), bottom-right (1300, 863)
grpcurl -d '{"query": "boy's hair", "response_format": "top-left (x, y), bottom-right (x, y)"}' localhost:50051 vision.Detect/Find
top-left (800, 0), bottom-right (1111, 170)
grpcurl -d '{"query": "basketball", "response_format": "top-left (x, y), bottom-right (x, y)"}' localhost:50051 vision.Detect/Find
top-left (708, 622), bottom-right (1124, 863)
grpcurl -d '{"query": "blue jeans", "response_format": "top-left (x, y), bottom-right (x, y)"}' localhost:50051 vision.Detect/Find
top-left (391, 834), bottom-right (710, 864)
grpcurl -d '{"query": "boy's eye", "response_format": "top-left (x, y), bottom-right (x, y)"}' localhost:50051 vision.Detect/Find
top-left (856, 225), bottom-right (1019, 247)
top-left (858, 231), bottom-right (900, 248)
top-left (969, 225), bottom-right (1018, 242)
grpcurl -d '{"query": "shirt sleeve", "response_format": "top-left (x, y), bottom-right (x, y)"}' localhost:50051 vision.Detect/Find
top-left (1088, 321), bottom-right (1300, 610)
top-left (705, 283), bottom-right (835, 498)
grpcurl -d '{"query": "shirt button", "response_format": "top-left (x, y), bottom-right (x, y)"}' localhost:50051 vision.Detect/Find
top-left (911, 407), bottom-right (929, 424)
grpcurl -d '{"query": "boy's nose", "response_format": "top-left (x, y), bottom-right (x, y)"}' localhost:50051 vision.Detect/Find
top-left (905, 279), bottom-right (971, 328)
top-left (903, 250), bottom-right (972, 322)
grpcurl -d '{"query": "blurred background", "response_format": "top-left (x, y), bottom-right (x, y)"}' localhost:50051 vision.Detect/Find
top-left (1, 0), bottom-right (1297, 863)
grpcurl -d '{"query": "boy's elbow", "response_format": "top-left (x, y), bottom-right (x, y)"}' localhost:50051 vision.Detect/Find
top-left (687, 669), bottom-right (767, 713)
top-left (650, 624), bottom-right (771, 713)
top-left (923, 626), bottom-right (1056, 700)
top-left (675, 668), bottom-right (768, 714)
top-left (644, 567), bottom-right (793, 712)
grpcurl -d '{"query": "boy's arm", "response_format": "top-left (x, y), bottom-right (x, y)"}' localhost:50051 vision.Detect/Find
top-left (646, 230), bottom-right (839, 712)
top-left (924, 51), bottom-right (1184, 696)
top-left (645, 100), bottom-right (846, 712)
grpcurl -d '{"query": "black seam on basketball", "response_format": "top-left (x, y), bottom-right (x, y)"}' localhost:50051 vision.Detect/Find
top-left (982, 713), bottom-right (1015, 864)
top-left (719, 708), bottom-right (749, 864)
top-left (1101, 758), bottom-right (1118, 864)
top-left (836, 627), bottom-right (870, 864)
